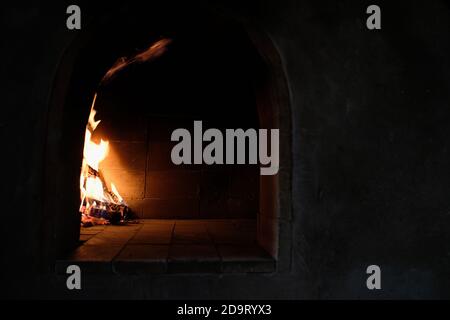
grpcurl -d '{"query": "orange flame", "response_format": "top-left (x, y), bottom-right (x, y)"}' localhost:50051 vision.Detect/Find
top-left (80, 38), bottom-right (171, 218)
top-left (79, 94), bottom-right (119, 209)
top-left (111, 183), bottom-right (123, 203)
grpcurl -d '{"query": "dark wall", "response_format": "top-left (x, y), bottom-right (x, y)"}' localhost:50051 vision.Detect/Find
top-left (1, 0), bottom-right (450, 299)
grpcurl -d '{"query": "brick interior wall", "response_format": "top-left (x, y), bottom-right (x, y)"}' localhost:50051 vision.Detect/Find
top-left (92, 113), bottom-right (259, 219)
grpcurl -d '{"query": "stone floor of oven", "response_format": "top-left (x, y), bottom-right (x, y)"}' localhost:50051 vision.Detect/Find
top-left (56, 219), bottom-right (275, 274)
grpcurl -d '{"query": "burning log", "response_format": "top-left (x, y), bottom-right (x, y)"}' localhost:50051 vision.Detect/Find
top-left (80, 197), bottom-right (129, 226)
top-left (80, 164), bottom-right (130, 226)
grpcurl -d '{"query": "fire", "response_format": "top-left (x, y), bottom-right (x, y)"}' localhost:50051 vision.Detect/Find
top-left (79, 38), bottom-right (172, 226)
top-left (79, 93), bottom-right (126, 225)
top-left (84, 176), bottom-right (105, 201)
top-left (83, 130), bottom-right (109, 172)
top-left (111, 183), bottom-right (123, 203)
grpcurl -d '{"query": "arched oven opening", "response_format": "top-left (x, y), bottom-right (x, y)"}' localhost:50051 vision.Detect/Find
top-left (44, 6), bottom-right (291, 274)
